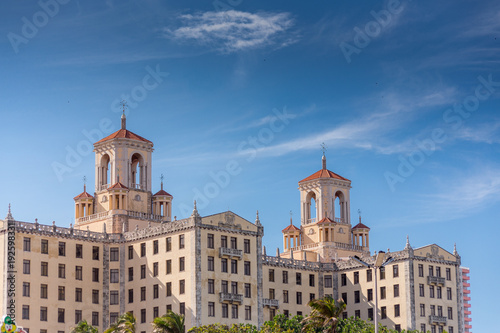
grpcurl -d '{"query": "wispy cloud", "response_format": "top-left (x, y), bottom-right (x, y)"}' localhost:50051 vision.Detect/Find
top-left (455, 121), bottom-right (500, 144)
top-left (164, 10), bottom-right (296, 53)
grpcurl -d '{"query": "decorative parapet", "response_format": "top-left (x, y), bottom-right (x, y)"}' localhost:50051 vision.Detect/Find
top-left (288, 241), bottom-right (366, 253)
top-left (262, 255), bottom-right (335, 272)
top-left (429, 315), bottom-right (447, 325)
top-left (302, 217), bottom-right (350, 225)
top-left (219, 247), bottom-right (243, 259)
top-left (427, 276), bottom-right (446, 286)
top-left (219, 292), bottom-right (243, 304)
top-left (262, 298), bottom-right (279, 308)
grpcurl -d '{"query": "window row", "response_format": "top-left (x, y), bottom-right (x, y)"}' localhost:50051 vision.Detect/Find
top-left (419, 304), bottom-right (454, 319)
top-left (417, 264), bottom-right (452, 280)
top-left (341, 304), bottom-right (400, 321)
top-left (206, 234), bottom-right (251, 253)
top-left (128, 258), bottom-right (186, 281)
top-left (340, 265), bottom-right (399, 286)
top-left (420, 324), bottom-right (454, 333)
top-left (341, 284), bottom-right (399, 304)
top-left (418, 284), bottom-right (453, 300)
top-left (132, 235), bottom-right (185, 259)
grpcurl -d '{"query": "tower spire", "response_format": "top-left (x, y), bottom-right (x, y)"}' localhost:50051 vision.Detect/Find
top-left (5, 203), bottom-right (13, 220)
top-left (160, 174), bottom-right (164, 191)
top-left (120, 100), bottom-right (128, 130)
top-left (321, 142), bottom-right (327, 170)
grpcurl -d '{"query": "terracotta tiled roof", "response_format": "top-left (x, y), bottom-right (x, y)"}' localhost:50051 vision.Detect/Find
top-left (108, 182), bottom-right (128, 189)
top-left (95, 129), bottom-right (152, 144)
top-left (317, 217), bottom-right (335, 224)
top-left (73, 191), bottom-right (93, 200)
top-left (352, 222), bottom-right (370, 230)
top-left (282, 224), bottom-right (300, 233)
top-left (154, 189), bottom-right (173, 197)
top-left (299, 169), bottom-right (350, 183)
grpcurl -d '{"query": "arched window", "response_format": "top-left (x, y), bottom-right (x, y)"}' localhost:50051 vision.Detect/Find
top-left (100, 154), bottom-right (110, 190)
top-left (131, 153), bottom-right (145, 189)
top-left (334, 191), bottom-right (345, 222)
top-left (305, 191), bottom-right (317, 223)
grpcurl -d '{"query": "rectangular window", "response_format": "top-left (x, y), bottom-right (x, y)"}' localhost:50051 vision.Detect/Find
top-left (367, 288), bottom-right (373, 301)
top-left (76, 266), bottom-right (83, 280)
top-left (92, 268), bottom-right (99, 282)
top-left (221, 236), bottom-right (227, 248)
top-left (418, 264), bottom-right (424, 277)
top-left (41, 239), bottom-right (49, 254)
top-left (208, 302), bottom-right (215, 317)
top-left (270, 308), bottom-right (276, 321)
top-left (393, 264), bottom-right (399, 278)
top-left (40, 306), bottom-right (48, 321)
top-left (58, 308), bottom-right (65, 323)
top-left (179, 234), bottom-right (185, 249)
top-left (75, 310), bottom-right (82, 325)
top-left (380, 286), bottom-right (386, 299)
top-left (421, 324), bottom-right (426, 333)
top-left (141, 264), bottom-right (146, 279)
top-left (269, 269), bottom-right (275, 282)
top-left (180, 280), bottom-right (185, 294)
top-left (153, 262), bottom-right (159, 277)
top-left (368, 308), bottom-right (374, 321)
top-left (447, 287), bottom-right (452, 300)
top-left (59, 241), bottom-right (66, 256)
top-left (394, 304), bottom-right (400, 317)
top-left (179, 257), bottom-right (185, 272)
top-left (309, 274), bottom-right (315, 287)
top-left (431, 305), bottom-right (436, 316)
top-left (430, 285), bottom-right (435, 298)
top-left (75, 288), bottom-right (82, 302)
top-left (166, 260), bottom-right (172, 274)
top-left (110, 291), bottom-right (119, 305)
top-left (395, 325), bottom-right (401, 332)
top-left (230, 237), bottom-right (237, 249)
top-left (92, 290), bottom-right (99, 304)
top-left (420, 304), bottom-right (425, 317)
top-left (153, 240), bottom-right (159, 254)
top-left (394, 284), bottom-right (400, 297)
top-left (232, 304), bottom-right (238, 319)
top-left (296, 272), bottom-right (302, 285)
top-left (446, 268), bottom-right (451, 281)
top-left (166, 282), bottom-right (172, 296)
top-left (222, 304), bottom-right (228, 318)
top-left (41, 262), bottom-right (49, 276)
top-left (208, 256), bottom-right (214, 271)
top-left (380, 267), bottom-right (385, 280)
top-left (245, 305), bottom-right (251, 320)
top-left (341, 273), bottom-right (347, 286)
top-left (244, 261), bottom-right (251, 275)
top-left (232, 282), bottom-right (238, 295)
top-left (154, 307), bottom-right (159, 319)
top-left (110, 312), bottom-right (119, 324)
top-left (141, 309), bottom-right (146, 323)
top-left (166, 237), bottom-right (172, 251)
top-left (355, 310), bottom-right (360, 318)
top-left (58, 263), bottom-right (65, 278)
top-left (58, 286), bottom-right (65, 300)
top-left (438, 306), bottom-right (443, 317)
top-left (419, 284), bottom-right (425, 297)
top-left (208, 279), bottom-right (215, 294)
top-left (22, 305), bottom-right (29, 320)
top-left (429, 265), bottom-right (434, 277)
top-left (180, 303), bottom-right (185, 315)
top-left (207, 233), bottom-right (214, 248)
top-left (342, 292), bottom-right (347, 304)
top-left (128, 245), bottom-right (133, 259)
top-left (141, 287), bottom-right (146, 301)
top-left (221, 280), bottom-right (228, 293)
top-left (110, 269), bottom-right (119, 283)
top-left (76, 244), bottom-right (83, 258)
top-left (245, 283), bottom-right (251, 298)
top-left (92, 312), bottom-right (99, 326)
top-left (354, 290), bottom-right (360, 303)
top-left (221, 258), bottom-right (228, 273)
top-left (110, 247), bottom-right (119, 261)
top-left (448, 307), bottom-right (453, 319)
top-left (128, 267), bottom-right (134, 281)
top-left (366, 269), bottom-right (372, 282)
top-left (296, 292), bottom-right (302, 305)
top-left (353, 271), bottom-right (359, 284)
top-left (269, 288), bottom-right (275, 299)
top-left (23, 282), bottom-right (30, 297)
top-left (381, 306), bottom-right (387, 319)
top-left (231, 259), bottom-right (238, 274)
top-left (244, 239), bottom-right (250, 253)
top-left (140, 243), bottom-right (146, 257)
top-left (283, 290), bottom-right (289, 303)
top-left (436, 266), bottom-right (441, 277)
top-left (40, 284), bottom-right (48, 299)
top-left (128, 289), bottom-right (134, 303)
top-left (449, 327), bottom-right (454, 333)
top-left (437, 286), bottom-right (442, 299)
top-left (324, 275), bottom-right (332, 288)
top-left (283, 271), bottom-right (289, 284)
top-left (23, 237), bottom-right (31, 252)
top-left (23, 260), bottom-right (30, 274)
top-left (153, 284), bottom-right (159, 299)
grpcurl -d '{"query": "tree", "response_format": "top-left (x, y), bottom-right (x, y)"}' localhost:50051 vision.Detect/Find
top-left (71, 320), bottom-right (98, 333)
top-left (152, 310), bottom-right (185, 333)
top-left (104, 312), bottom-right (136, 333)
top-left (188, 323), bottom-right (257, 333)
top-left (260, 314), bottom-right (307, 333)
top-left (301, 296), bottom-right (346, 333)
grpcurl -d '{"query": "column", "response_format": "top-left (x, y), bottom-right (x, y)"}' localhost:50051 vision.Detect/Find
top-left (75, 204), bottom-right (79, 219)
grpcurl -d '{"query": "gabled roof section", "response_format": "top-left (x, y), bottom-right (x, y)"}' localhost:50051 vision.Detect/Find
top-left (317, 217), bottom-right (336, 224)
top-left (299, 169), bottom-right (350, 183)
top-left (108, 182), bottom-right (128, 189)
top-left (95, 129), bottom-right (152, 144)
top-left (73, 191), bottom-right (93, 200)
top-left (352, 222), bottom-right (370, 229)
top-left (282, 224), bottom-right (300, 232)
top-left (154, 189), bottom-right (173, 197)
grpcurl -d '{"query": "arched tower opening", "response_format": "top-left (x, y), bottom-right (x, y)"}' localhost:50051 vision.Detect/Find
top-left (131, 153), bottom-right (145, 189)
top-left (334, 190), bottom-right (346, 223)
top-left (100, 154), bottom-right (111, 190)
top-left (305, 191), bottom-right (317, 223)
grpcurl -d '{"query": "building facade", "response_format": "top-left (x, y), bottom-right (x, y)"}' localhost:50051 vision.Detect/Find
top-left (0, 116), bottom-right (469, 333)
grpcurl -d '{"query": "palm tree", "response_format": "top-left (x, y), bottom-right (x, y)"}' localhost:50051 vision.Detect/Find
top-left (104, 312), bottom-right (136, 333)
top-left (71, 320), bottom-right (98, 333)
top-left (152, 310), bottom-right (185, 333)
top-left (301, 295), bottom-right (346, 333)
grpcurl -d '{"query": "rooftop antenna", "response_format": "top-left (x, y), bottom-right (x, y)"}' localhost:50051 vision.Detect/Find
top-left (121, 100), bottom-right (128, 129)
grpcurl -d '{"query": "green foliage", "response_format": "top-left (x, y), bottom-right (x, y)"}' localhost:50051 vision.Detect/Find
top-left (104, 312), bottom-right (136, 333)
top-left (152, 311), bottom-right (186, 333)
top-left (70, 320), bottom-right (98, 333)
top-left (337, 317), bottom-right (425, 333)
top-left (260, 314), bottom-right (306, 333)
top-left (188, 323), bottom-right (258, 333)
top-left (302, 296), bottom-right (346, 333)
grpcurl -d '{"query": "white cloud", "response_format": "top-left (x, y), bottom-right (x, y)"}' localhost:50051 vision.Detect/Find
top-left (165, 10), bottom-right (295, 53)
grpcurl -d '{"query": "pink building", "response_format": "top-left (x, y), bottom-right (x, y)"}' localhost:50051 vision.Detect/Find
top-left (462, 267), bottom-right (472, 332)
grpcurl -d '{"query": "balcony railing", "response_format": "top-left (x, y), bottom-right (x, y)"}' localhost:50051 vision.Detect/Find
top-left (131, 183), bottom-right (143, 190)
top-left (427, 276), bottom-right (445, 286)
top-left (97, 184), bottom-right (110, 191)
top-left (219, 292), bottom-right (243, 304)
top-left (429, 315), bottom-right (447, 325)
top-left (263, 298), bottom-right (279, 308)
top-left (219, 247), bottom-right (243, 259)
top-left (303, 217), bottom-right (348, 225)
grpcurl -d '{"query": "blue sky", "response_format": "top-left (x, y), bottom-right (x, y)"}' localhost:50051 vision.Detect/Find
top-left (1, 0), bottom-right (499, 329)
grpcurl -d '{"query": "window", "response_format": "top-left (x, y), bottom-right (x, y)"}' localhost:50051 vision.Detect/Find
top-left (75, 288), bottom-right (82, 302)
top-left (269, 269), bottom-right (275, 282)
top-left (296, 272), bottom-right (302, 285)
top-left (154, 306), bottom-right (159, 319)
top-left (75, 310), bottom-right (82, 324)
top-left (355, 310), bottom-right (360, 318)
top-left (380, 286), bottom-right (386, 299)
top-left (232, 281), bottom-right (238, 295)
top-left (110, 312), bottom-right (119, 324)
top-left (41, 239), bottom-right (49, 254)
top-left (394, 284), bottom-right (400, 297)
top-left (180, 303), bottom-right (185, 315)
top-left (446, 268), bottom-right (451, 281)
top-left (76, 244), bottom-right (83, 258)
top-left (166, 237), bottom-right (172, 251)
top-left (92, 268), bottom-right (99, 282)
top-left (221, 236), bottom-right (227, 248)
top-left (23, 237), bottom-right (31, 251)
top-left (447, 287), bottom-right (452, 300)
top-left (245, 283), bottom-right (251, 298)
top-left (367, 288), bottom-right (373, 301)
top-left (282, 290), bottom-right (289, 303)
top-left (368, 308), bottom-right (374, 321)
top-left (244, 239), bottom-right (250, 253)
top-left (231, 259), bottom-right (238, 274)
top-left (110, 269), bottom-right (119, 283)
top-left (204, 233), bottom-right (214, 249)
top-left (166, 260), bottom-right (172, 274)
top-left (140, 243), bottom-right (146, 257)
top-left (393, 264), bottom-right (399, 278)
top-left (58, 286), bottom-right (65, 300)
top-left (128, 245), bottom-right (133, 259)
top-left (309, 274), bottom-right (315, 287)
top-left (141, 287), bottom-right (146, 301)
top-left (221, 258), bottom-right (228, 273)
top-left (91, 289), bottom-right (99, 304)
top-left (128, 267), bottom-right (134, 281)
top-left (141, 309), bottom-right (146, 323)
top-left (420, 304), bottom-right (425, 317)
top-left (419, 284), bottom-right (425, 297)
top-left (76, 266), bottom-right (83, 280)
top-left (153, 284), bottom-right (159, 299)
top-left (354, 271), bottom-right (359, 284)
top-left (418, 264), bottom-right (424, 277)
top-left (23, 282), bottom-right (30, 297)
top-left (58, 263), bottom-right (65, 278)
top-left (395, 324), bottom-right (401, 332)
top-left (437, 286), bottom-right (442, 299)
top-left (429, 265), bottom-right (434, 277)
top-left (448, 307), bottom-right (453, 319)
top-left (110, 247), bottom-right (119, 261)
top-left (208, 279), bottom-right (215, 294)
top-left (354, 290), bottom-right (360, 303)
top-left (232, 304), bottom-right (238, 319)
top-left (325, 275), bottom-right (332, 288)
top-left (221, 280), bottom-right (228, 293)
top-left (430, 305), bottom-right (436, 316)
top-left (230, 237), bottom-right (237, 249)
top-left (283, 271), bottom-right (289, 284)
top-left (245, 305), bottom-right (251, 320)
top-left (180, 280), bottom-right (185, 294)
top-left (381, 306), bottom-right (387, 319)
top-left (222, 304), bottom-right (228, 318)
top-left (110, 291), bottom-right (119, 305)
top-left (59, 241), bottom-right (66, 256)
top-left (244, 261), bottom-right (251, 275)
top-left (341, 292), bottom-right (347, 304)
top-left (128, 289), bottom-right (134, 303)
top-left (92, 312), bottom-right (99, 326)
top-left (141, 264), bottom-right (146, 279)
top-left (421, 324), bottom-right (426, 333)
top-left (58, 308), bottom-right (65, 323)
top-left (436, 266), bottom-right (441, 277)
top-left (153, 240), bottom-right (159, 254)
top-left (296, 292), bottom-right (302, 304)
top-left (270, 308), bottom-right (276, 321)
top-left (269, 288), bottom-right (275, 299)
top-left (166, 282), bottom-right (172, 296)
top-left (380, 267), bottom-right (385, 279)
top-left (449, 327), bottom-right (454, 333)
top-left (22, 305), bottom-right (29, 320)
top-left (438, 306), bottom-right (443, 317)
top-left (40, 284), bottom-right (48, 299)
top-left (394, 304), bottom-right (400, 317)
top-left (179, 257), bottom-right (185, 272)
top-left (366, 269), bottom-right (372, 282)
top-left (208, 302), bottom-right (215, 317)
top-left (40, 307), bottom-right (48, 321)
top-left (208, 256), bottom-right (214, 271)
top-left (153, 262), bottom-right (159, 277)
top-left (179, 235), bottom-right (185, 249)
top-left (430, 285), bottom-right (435, 298)
top-left (23, 260), bottom-right (30, 274)
top-left (341, 273), bottom-right (347, 286)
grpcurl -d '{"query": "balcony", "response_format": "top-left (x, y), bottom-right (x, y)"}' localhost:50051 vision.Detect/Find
top-left (463, 282), bottom-right (470, 287)
top-left (427, 276), bottom-right (445, 286)
top-left (464, 303), bottom-right (471, 308)
top-left (463, 289), bottom-right (471, 294)
top-left (263, 298), bottom-right (279, 308)
top-left (219, 292), bottom-right (243, 304)
top-left (429, 315), bottom-right (447, 325)
top-left (463, 296), bottom-right (471, 301)
top-left (219, 247), bottom-right (243, 259)
top-left (465, 317), bottom-right (472, 322)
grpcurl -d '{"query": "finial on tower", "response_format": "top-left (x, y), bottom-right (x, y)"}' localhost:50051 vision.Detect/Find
top-left (358, 209), bottom-right (362, 223)
top-left (453, 243), bottom-right (458, 256)
top-left (405, 235), bottom-right (412, 250)
top-left (83, 176), bottom-right (87, 192)
top-left (191, 200), bottom-right (200, 218)
top-left (321, 142), bottom-right (327, 170)
top-left (160, 174), bottom-right (164, 191)
top-left (120, 100), bottom-right (128, 130)
top-left (255, 210), bottom-right (261, 226)
top-left (5, 203), bottom-right (13, 220)
top-left (289, 210), bottom-right (293, 225)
